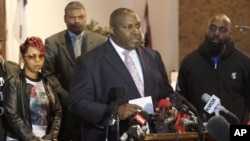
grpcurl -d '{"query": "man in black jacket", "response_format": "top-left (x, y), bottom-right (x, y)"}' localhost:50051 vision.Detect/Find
top-left (176, 14), bottom-right (250, 124)
top-left (0, 44), bottom-right (20, 140)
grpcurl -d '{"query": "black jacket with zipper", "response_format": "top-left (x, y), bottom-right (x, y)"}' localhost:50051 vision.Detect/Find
top-left (177, 38), bottom-right (250, 124)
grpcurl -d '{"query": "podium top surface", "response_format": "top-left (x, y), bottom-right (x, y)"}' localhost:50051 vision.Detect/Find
top-left (144, 132), bottom-right (198, 141)
top-left (143, 132), bottom-right (214, 141)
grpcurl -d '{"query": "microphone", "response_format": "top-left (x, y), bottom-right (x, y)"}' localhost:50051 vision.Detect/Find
top-left (108, 86), bottom-right (128, 126)
top-left (120, 125), bottom-right (147, 141)
top-left (129, 111), bottom-right (149, 126)
top-left (157, 99), bottom-right (172, 121)
top-left (106, 86), bottom-right (127, 141)
top-left (170, 93), bottom-right (204, 140)
top-left (170, 93), bottom-right (198, 115)
top-left (235, 25), bottom-right (250, 30)
top-left (201, 93), bottom-right (240, 124)
top-left (120, 111), bottom-right (149, 141)
top-left (180, 118), bottom-right (197, 126)
top-left (202, 93), bottom-right (227, 115)
top-left (176, 104), bottom-right (196, 116)
top-left (174, 111), bottom-right (187, 133)
top-left (206, 115), bottom-right (230, 141)
top-left (154, 99), bottom-right (178, 133)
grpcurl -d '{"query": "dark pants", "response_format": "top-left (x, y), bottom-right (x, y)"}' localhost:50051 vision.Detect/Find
top-left (58, 110), bottom-right (81, 141)
top-left (58, 127), bottom-right (80, 141)
top-left (81, 127), bottom-right (117, 141)
top-left (0, 117), bottom-right (5, 141)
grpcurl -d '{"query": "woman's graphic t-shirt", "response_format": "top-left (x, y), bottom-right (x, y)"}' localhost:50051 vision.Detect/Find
top-left (26, 77), bottom-right (49, 137)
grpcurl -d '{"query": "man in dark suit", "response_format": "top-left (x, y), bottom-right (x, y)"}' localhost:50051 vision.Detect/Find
top-left (42, 1), bottom-right (106, 141)
top-left (68, 8), bottom-right (174, 141)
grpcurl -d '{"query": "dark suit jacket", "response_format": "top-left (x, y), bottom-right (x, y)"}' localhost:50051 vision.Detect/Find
top-left (68, 39), bottom-right (174, 141)
top-left (42, 30), bottom-right (106, 106)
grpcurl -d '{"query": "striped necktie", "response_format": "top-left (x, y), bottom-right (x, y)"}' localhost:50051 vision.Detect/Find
top-left (123, 51), bottom-right (144, 97)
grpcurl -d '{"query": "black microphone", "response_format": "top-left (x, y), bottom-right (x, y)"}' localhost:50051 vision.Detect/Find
top-left (170, 93), bottom-right (197, 115)
top-left (120, 111), bottom-right (149, 141)
top-left (176, 104), bottom-right (196, 116)
top-left (201, 93), bottom-right (240, 124)
top-left (107, 86), bottom-right (128, 125)
top-left (206, 115), bottom-right (230, 141)
top-left (106, 86), bottom-right (127, 141)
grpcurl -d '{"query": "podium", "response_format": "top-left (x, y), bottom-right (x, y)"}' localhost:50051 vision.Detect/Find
top-left (143, 132), bottom-right (215, 141)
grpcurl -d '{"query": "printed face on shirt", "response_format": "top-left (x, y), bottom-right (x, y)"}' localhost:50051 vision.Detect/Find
top-left (110, 12), bottom-right (142, 50)
top-left (29, 85), bottom-right (49, 126)
top-left (22, 46), bottom-right (44, 75)
top-left (64, 9), bottom-right (87, 35)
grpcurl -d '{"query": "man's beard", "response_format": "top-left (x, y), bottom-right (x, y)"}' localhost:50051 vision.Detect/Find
top-left (206, 38), bottom-right (226, 56)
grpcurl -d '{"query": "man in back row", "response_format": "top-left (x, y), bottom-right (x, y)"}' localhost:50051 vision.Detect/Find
top-left (42, 1), bottom-right (106, 141)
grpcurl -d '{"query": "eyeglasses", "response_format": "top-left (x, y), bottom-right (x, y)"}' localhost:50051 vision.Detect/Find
top-left (23, 54), bottom-right (45, 60)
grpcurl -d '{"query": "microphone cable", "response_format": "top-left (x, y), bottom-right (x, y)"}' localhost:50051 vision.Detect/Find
top-left (116, 114), bottom-right (120, 141)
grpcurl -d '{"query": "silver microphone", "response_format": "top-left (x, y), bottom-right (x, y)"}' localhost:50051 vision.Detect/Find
top-left (235, 25), bottom-right (250, 30)
top-left (180, 118), bottom-right (197, 126)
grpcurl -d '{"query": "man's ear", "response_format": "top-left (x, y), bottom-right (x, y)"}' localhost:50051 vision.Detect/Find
top-left (110, 27), bottom-right (116, 35)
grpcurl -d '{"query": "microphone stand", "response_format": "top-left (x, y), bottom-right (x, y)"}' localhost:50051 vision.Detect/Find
top-left (116, 114), bottom-right (120, 141)
top-left (106, 114), bottom-right (120, 141)
top-left (105, 116), bottom-right (113, 141)
top-left (235, 25), bottom-right (250, 49)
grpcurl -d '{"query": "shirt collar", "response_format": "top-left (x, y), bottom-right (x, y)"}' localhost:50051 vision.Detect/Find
top-left (109, 37), bottom-right (137, 55)
top-left (68, 30), bottom-right (84, 38)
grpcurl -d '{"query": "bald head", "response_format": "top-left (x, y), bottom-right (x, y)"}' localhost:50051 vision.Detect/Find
top-left (109, 8), bottom-right (136, 27)
top-left (208, 14), bottom-right (231, 30)
top-left (205, 14), bottom-right (232, 56)
top-left (109, 8), bottom-right (142, 50)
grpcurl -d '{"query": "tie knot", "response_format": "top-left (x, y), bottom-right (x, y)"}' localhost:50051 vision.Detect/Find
top-left (123, 50), bottom-right (131, 57)
top-left (76, 35), bottom-right (82, 40)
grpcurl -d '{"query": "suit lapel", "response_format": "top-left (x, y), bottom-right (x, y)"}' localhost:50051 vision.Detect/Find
top-left (61, 31), bottom-right (76, 66)
top-left (136, 47), bottom-right (151, 97)
top-left (102, 42), bottom-right (144, 97)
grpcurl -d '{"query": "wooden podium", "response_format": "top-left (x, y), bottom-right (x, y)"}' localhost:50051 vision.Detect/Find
top-left (143, 132), bottom-right (215, 141)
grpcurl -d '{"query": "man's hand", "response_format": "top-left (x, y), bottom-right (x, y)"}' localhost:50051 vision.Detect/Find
top-left (117, 103), bottom-right (142, 120)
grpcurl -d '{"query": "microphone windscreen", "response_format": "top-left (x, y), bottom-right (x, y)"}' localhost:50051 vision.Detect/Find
top-left (115, 86), bottom-right (128, 99)
top-left (139, 111), bottom-right (149, 121)
top-left (201, 93), bottom-right (211, 103)
top-left (107, 86), bottom-right (127, 103)
top-left (158, 99), bottom-right (171, 108)
top-left (206, 116), bottom-right (230, 141)
top-left (127, 126), bottom-right (140, 140)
